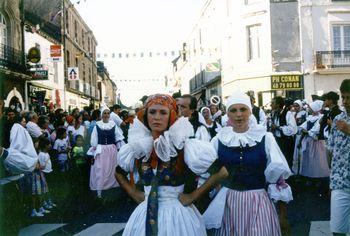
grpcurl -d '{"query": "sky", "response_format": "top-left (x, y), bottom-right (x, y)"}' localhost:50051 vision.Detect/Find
top-left (73, 0), bottom-right (206, 106)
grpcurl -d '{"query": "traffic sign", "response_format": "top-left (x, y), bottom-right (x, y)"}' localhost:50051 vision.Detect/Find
top-left (50, 45), bottom-right (62, 61)
top-left (68, 67), bottom-right (79, 81)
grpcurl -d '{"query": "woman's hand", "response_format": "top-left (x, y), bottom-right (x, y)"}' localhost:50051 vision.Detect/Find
top-left (178, 192), bottom-right (196, 206)
top-left (130, 188), bottom-right (145, 204)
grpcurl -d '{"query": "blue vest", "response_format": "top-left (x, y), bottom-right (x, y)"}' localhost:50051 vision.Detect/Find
top-left (217, 136), bottom-right (267, 190)
top-left (97, 125), bottom-right (116, 145)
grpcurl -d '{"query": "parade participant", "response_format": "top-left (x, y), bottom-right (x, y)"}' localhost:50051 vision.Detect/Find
top-left (271, 97), bottom-right (297, 168)
top-left (178, 94), bottom-right (211, 141)
top-left (110, 104), bottom-right (125, 127)
top-left (200, 106), bottom-right (221, 139)
top-left (115, 94), bottom-right (223, 236)
top-left (209, 103), bottom-right (222, 125)
top-left (89, 106), bottom-right (124, 198)
top-left (292, 99), bottom-right (308, 174)
top-left (247, 90), bottom-right (267, 127)
top-left (299, 100), bottom-right (330, 179)
top-left (327, 79), bottom-right (350, 236)
top-left (319, 92), bottom-right (342, 140)
top-left (204, 91), bottom-right (292, 236)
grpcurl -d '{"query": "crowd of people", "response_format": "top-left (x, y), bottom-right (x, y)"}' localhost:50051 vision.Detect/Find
top-left (0, 79), bottom-right (349, 235)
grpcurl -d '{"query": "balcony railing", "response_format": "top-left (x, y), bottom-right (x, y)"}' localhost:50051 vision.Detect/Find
top-left (315, 50), bottom-right (350, 69)
top-left (0, 43), bottom-right (27, 73)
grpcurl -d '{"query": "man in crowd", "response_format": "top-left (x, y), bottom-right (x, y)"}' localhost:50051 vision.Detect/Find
top-left (247, 90), bottom-right (267, 127)
top-left (327, 79), bottom-right (350, 236)
top-left (271, 97), bottom-right (297, 168)
top-left (178, 94), bottom-right (210, 141)
top-left (2, 107), bottom-right (16, 148)
top-left (26, 111), bottom-right (43, 140)
top-left (110, 104), bottom-right (125, 128)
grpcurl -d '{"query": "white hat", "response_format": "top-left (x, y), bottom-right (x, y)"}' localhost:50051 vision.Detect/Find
top-left (226, 90), bottom-right (252, 112)
top-left (100, 105), bottom-right (110, 114)
top-left (294, 99), bottom-right (303, 108)
top-left (309, 100), bottom-right (323, 113)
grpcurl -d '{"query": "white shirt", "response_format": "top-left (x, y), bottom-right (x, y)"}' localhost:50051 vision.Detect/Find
top-left (38, 152), bottom-right (52, 173)
top-left (75, 125), bottom-right (86, 138)
top-left (53, 139), bottom-right (69, 161)
top-left (273, 111), bottom-right (298, 137)
top-left (110, 112), bottom-right (123, 127)
top-left (26, 121), bottom-right (43, 138)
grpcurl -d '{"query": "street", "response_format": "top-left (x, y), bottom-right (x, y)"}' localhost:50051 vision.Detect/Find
top-left (1, 172), bottom-right (331, 236)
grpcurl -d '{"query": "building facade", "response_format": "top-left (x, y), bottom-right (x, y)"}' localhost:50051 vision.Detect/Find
top-left (97, 61), bottom-right (117, 107)
top-left (301, 0), bottom-right (350, 99)
top-left (63, 0), bottom-right (99, 111)
top-left (173, 0), bottom-right (225, 105)
top-left (0, 0), bottom-right (31, 111)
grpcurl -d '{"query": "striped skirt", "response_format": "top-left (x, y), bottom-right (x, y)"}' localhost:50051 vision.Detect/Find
top-left (210, 189), bottom-right (281, 236)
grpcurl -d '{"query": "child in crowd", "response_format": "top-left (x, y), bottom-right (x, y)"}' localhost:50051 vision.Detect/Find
top-left (53, 127), bottom-right (70, 172)
top-left (38, 137), bottom-right (56, 210)
top-left (71, 135), bottom-right (89, 190)
top-left (30, 139), bottom-right (50, 217)
top-left (65, 115), bottom-right (76, 146)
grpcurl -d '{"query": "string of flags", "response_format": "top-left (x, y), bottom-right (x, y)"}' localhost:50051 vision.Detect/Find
top-left (96, 47), bottom-right (220, 60)
top-left (96, 51), bottom-right (180, 60)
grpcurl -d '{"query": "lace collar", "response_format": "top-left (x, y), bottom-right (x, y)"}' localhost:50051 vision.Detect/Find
top-left (96, 120), bottom-right (116, 130)
top-left (216, 124), bottom-right (266, 147)
top-left (128, 117), bottom-right (194, 162)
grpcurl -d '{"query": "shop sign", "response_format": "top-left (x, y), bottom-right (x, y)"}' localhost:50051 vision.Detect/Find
top-left (28, 47), bottom-right (41, 63)
top-left (271, 75), bottom-right (303, 90)
top-left (50, 45), bottom-right (62, 62)
top-left (69, 99), bottom-right (77, 105)
top-left (30, 70), bottom-right (48, 80)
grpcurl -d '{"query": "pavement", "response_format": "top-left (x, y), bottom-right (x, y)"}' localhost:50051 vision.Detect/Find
top-left (0, 169), bottom-right (338, 236)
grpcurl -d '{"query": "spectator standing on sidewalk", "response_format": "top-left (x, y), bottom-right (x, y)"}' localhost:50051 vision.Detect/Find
top-left (26, 112), bottom-right (44, 142)
top-left (327, 79), bottom-right (350, 236)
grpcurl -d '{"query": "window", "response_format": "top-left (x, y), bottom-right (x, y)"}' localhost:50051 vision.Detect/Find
top-left (0, 12), bottom-right (7, 45)
top-left (66, 50), bottom-right (70, 66)
top-left (74, 20), bottom-right (78, 41)
top-left (333, 25), bottom-right (350, 51)
top-left (247, 24), bottom-right (261, 61)
top-left (65, 10), bottom-right (69, 34)
top-left (82, 29), bottom-right (85, 48)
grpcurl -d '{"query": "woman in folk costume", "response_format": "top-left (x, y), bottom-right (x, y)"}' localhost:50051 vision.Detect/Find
top-left (299, 100), bottom-right (330, 179)
top-left (292, 99), bottom-right (308, 174)
top-left (200, 106), bottom-right (222, 140)
top-left (89, 106), bottom-right (125, 198)
top-left (115, 94), bottom-right (225, 236)
top-left (203, 91), bottom-right (293, 236)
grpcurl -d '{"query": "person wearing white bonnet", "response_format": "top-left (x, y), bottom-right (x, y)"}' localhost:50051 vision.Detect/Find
top-left (204, 90), bottom-right (292, 236)
top-left (88, 104), bottom-right (125, 198)
top-left (200, 106), bottom-right (222, 139)
top-left (291, 99), bottom-right (308, 174)
top-left (298, 100), bottom-right (330, 179)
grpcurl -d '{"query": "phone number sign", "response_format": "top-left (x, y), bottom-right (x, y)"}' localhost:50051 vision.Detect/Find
top-left (271, 75), bottom-right (303, 90)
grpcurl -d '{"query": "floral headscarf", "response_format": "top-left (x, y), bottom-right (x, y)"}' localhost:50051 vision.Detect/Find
top-left (137, 94), bottom-right (178, 128)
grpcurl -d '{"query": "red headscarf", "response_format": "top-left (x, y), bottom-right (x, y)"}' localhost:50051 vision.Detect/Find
top-left (137, 94), bottom-right (178, 128)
